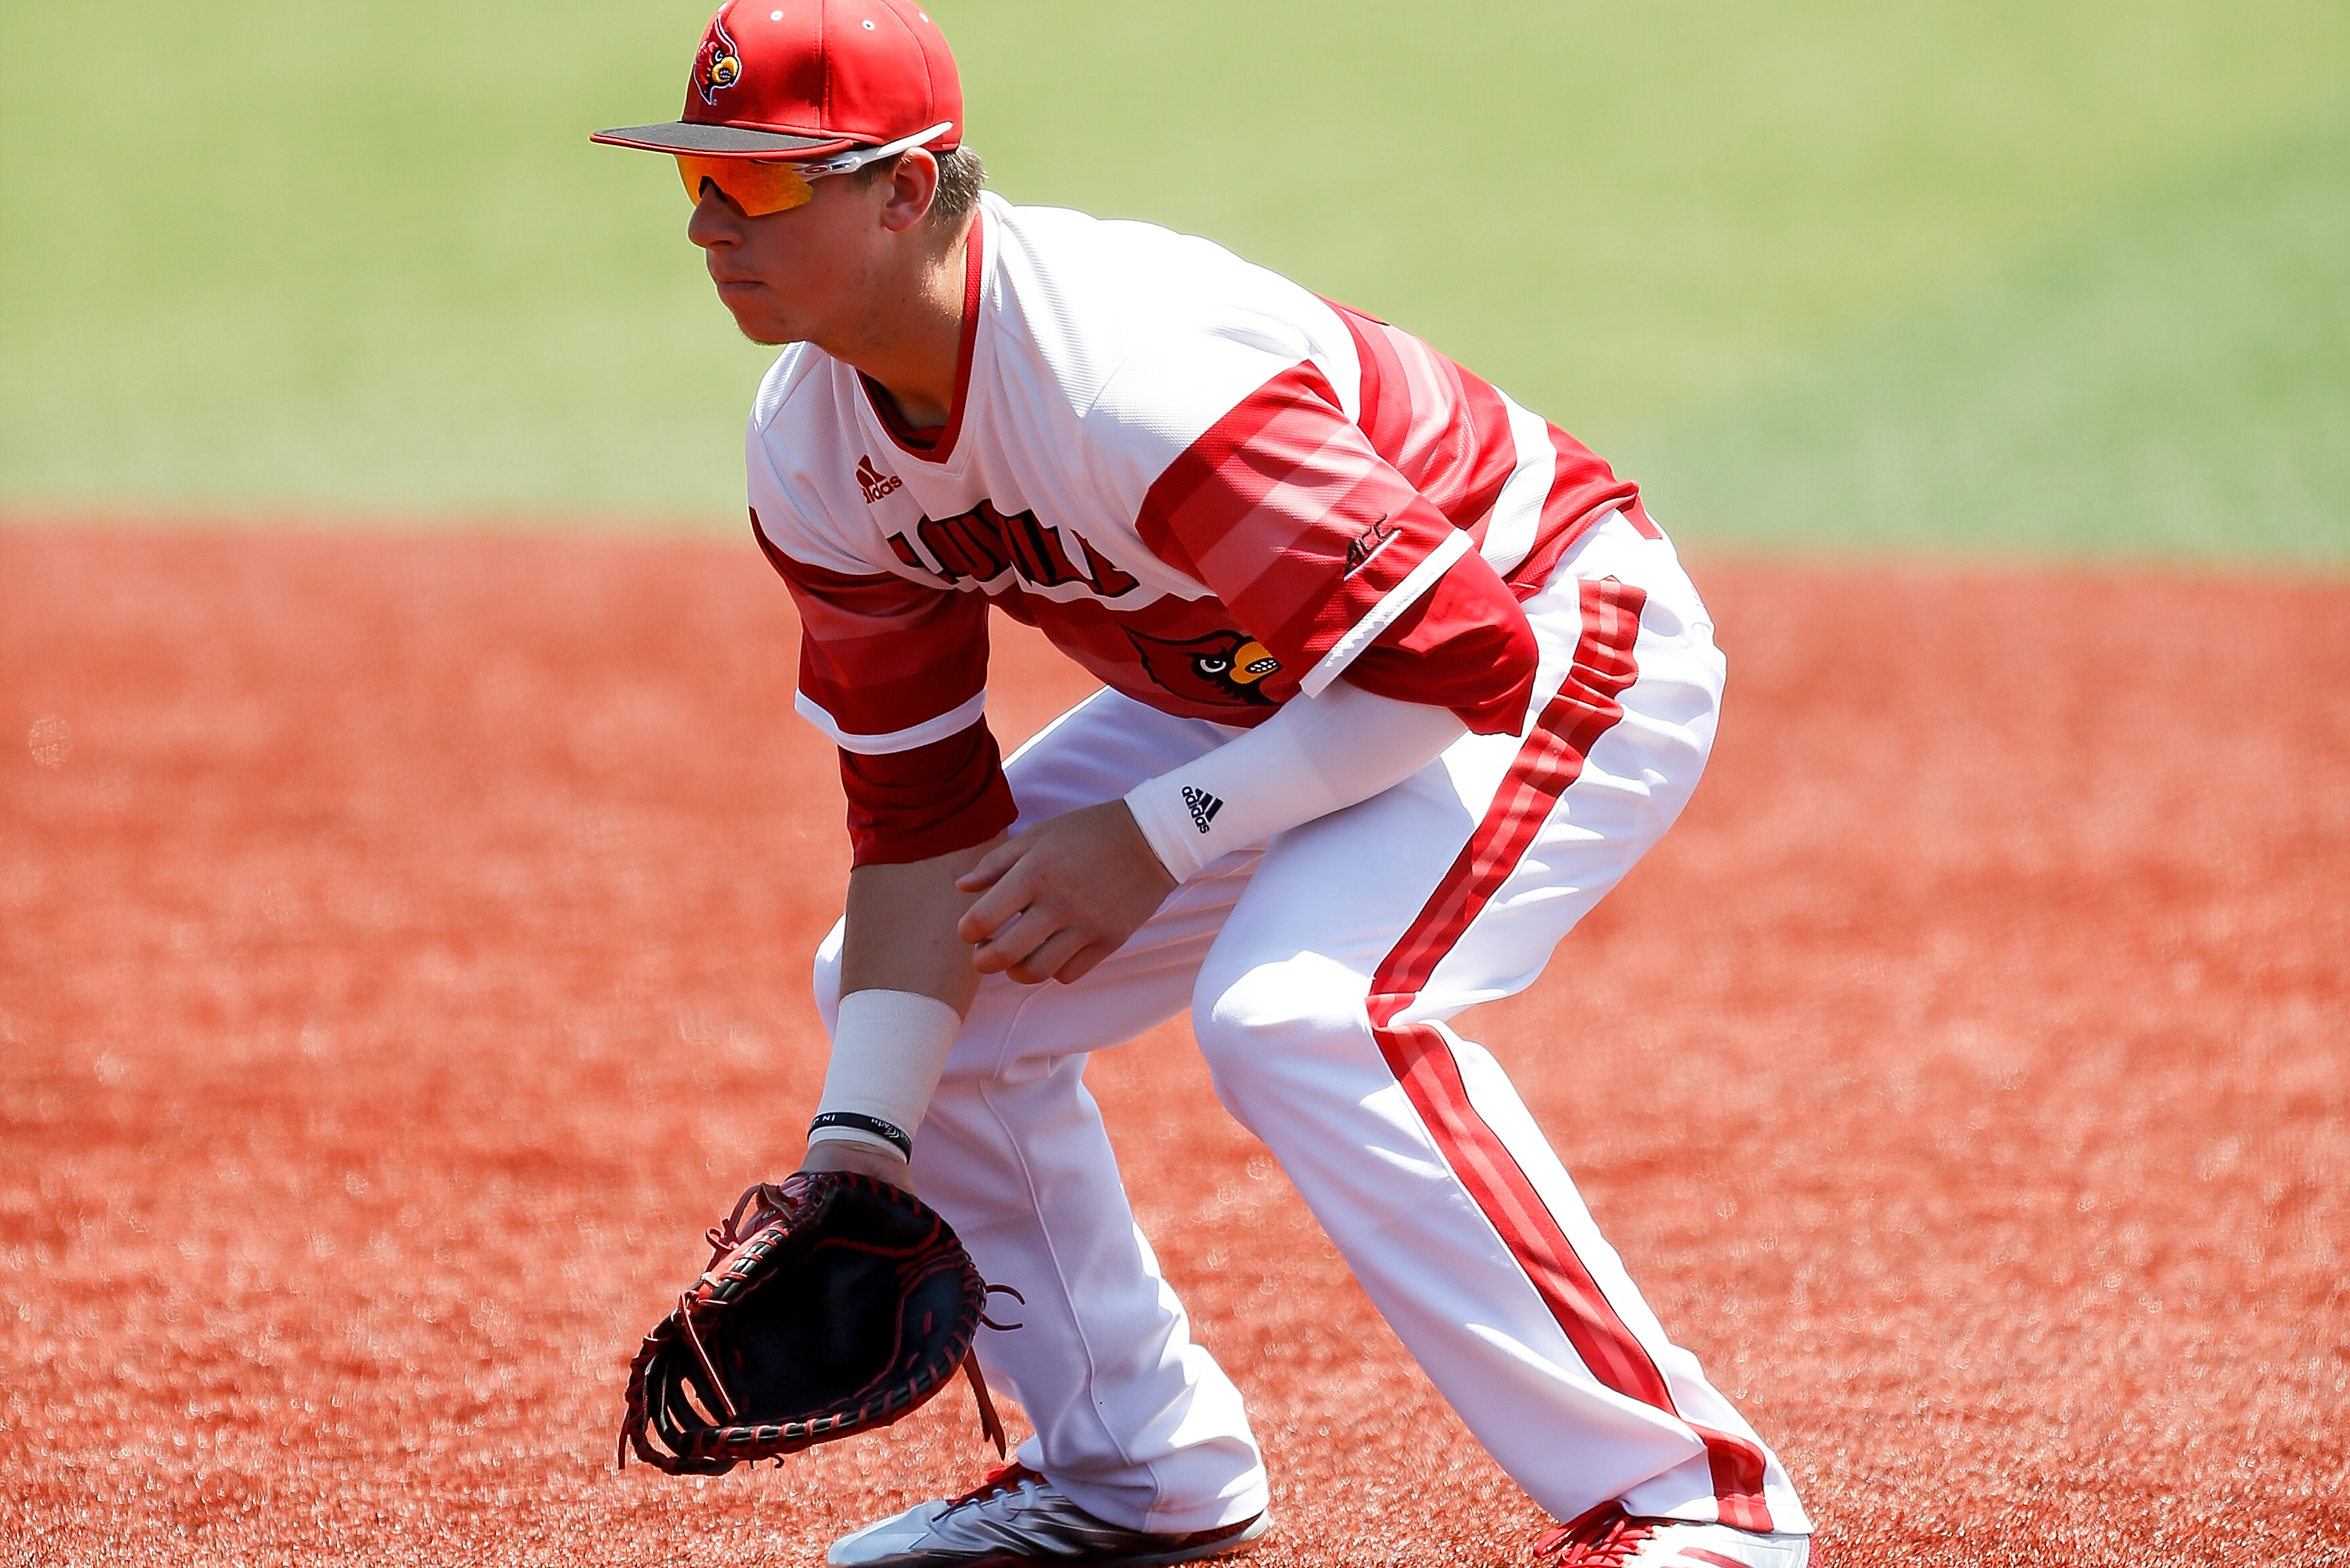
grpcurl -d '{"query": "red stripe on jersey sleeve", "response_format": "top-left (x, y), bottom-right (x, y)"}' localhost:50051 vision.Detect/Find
top-left (1137, 357), bottom-right (1542, 724)
top-left (1328, 301), bottom-right (1519, 535)
top-left (753, 511), bottom-right (1014, 863)
top-left (1343, 546), bottom-right (1538, 735)
top-left (756, 515), bottom-right (990, 745)
top-left (1136, 363), bottom-right (1505, 709)
top-left (838, 721), bottom-right (1018, 865)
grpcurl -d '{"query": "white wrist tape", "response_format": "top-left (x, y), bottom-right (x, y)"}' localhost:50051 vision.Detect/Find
top-left (810, 988), bottom-right (962, 1161)
top-left (1124, 677), bottom-right (1469, 881)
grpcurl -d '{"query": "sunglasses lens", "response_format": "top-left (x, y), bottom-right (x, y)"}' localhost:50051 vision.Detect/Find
top-left (676, 156), bottom-right (815, 216)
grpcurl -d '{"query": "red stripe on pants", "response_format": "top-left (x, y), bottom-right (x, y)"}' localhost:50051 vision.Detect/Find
top-left (1364, 576), bottom-right (1776, 1534)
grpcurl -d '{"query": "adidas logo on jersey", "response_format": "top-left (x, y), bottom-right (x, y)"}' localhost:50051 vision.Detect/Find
top-left (856, 455), bottom-right (903, 505)
top-left (1182, 786), bottom-right (1225, 835)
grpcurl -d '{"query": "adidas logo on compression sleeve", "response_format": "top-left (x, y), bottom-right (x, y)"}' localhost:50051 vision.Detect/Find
top-left (1182, 786), bottom-right (1225, 835)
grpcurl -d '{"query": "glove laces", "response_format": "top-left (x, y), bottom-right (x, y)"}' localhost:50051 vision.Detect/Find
top-left (1532, 1505), bottom-right (1656, 1566)
top-left (672, 1181), bottom-right (799, 1424)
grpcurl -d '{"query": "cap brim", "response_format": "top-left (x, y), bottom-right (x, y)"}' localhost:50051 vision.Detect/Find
top-left (590, 121), bottom-right (857, 157)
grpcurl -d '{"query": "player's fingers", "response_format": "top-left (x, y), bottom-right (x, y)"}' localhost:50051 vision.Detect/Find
top-left (958, 855), bottom-right (1039, 943)
top-left (969, 926), bottom-right (1029, 975)
top-left (955, 834), bottom-right (1029, 895)
top-left (958, 899), bottom-right (1006, 946)
top-left (1050, 938), bottom-right (1119, 986)
top-left (971, 897), bottom-right (1063, 974)
top-left (1007, 927), bottom-right (1090, 987)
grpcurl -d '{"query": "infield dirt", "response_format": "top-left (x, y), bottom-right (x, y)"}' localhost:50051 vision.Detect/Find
top-left (2, 529), bottom-right (2343, 1566)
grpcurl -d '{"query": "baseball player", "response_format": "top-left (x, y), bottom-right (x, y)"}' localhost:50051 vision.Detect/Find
top-left (595, 4), bottom-right (1814, 1564)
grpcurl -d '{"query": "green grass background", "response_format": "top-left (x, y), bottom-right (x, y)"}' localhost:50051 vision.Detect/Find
top-left (2, 0), bottom-right (2344, 560)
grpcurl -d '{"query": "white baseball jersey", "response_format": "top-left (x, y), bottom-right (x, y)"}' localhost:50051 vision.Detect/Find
top-left (746, 191), bottom-right (1652, 862)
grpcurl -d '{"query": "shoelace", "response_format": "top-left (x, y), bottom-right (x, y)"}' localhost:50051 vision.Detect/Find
top-left (1533, 1504), bottom-right (1656, 1566)
top-left (941, 1462), bottom-right (1048, 1514)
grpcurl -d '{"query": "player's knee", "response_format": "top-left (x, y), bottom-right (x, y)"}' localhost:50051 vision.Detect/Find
top-left (1191, 952), bottom-right (1368, 1088)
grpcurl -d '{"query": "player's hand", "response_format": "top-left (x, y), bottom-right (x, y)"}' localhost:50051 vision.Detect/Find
top-left (956, 801), bottom-right (1177, 985)
top-left (799, 1139), bottom-right (916, 1195)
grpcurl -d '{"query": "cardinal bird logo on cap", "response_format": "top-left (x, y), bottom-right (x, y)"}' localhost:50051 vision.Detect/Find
top-left (694, 15), bottom-right (743, 106)
top-left (1128, 629), bottom-right (1283, 709)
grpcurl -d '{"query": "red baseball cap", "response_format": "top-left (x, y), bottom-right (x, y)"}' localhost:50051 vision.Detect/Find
top-left (592, 0), bottom-right (961, 159)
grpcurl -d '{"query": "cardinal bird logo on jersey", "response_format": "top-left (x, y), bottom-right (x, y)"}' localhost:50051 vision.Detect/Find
top-left (1127, 629), bottom-right (1283, 709)
top-left (693, 16), bottom-right (743, 105)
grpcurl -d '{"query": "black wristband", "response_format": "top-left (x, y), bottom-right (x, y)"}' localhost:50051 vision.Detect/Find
top-left (808, 1111), bottom-right (913, 1161)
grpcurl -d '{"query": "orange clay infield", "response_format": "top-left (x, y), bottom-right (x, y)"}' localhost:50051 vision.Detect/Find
top-left (2, 528), bottom-right (2345, 1567)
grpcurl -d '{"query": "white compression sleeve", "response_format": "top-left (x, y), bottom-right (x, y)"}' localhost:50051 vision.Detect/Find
top-left (1124, 677), bottom-right (1470, 881)
top-left (809, 988), bottom-right (962, 1160)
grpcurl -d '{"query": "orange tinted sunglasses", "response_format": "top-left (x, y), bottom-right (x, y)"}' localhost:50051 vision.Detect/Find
top-left (677, 157), bottom-right (815, 217)
top-left (674, 121), bottom-right (955, 218)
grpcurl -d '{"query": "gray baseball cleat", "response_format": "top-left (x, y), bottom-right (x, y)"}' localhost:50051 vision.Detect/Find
top-left (825, 1464), bottom-right (1270, 1568)
top-left (1534, 1503), bottom-right (1810, 1566)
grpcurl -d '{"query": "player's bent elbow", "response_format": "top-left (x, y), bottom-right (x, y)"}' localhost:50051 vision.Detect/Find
top-left (1343, 594), bottom-right (1540, 738)
top-left (1460, 612), bottom-right (1540, 735)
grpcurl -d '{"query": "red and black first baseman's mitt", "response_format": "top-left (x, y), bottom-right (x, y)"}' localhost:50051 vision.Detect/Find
top-left (618, 1172), bottom-right (1021, 1475)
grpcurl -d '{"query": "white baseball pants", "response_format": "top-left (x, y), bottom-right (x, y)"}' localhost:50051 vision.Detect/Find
top-left (812, 514), bottom-right (1810, 1538)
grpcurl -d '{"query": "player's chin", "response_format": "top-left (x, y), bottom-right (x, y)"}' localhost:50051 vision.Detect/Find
top-left (712, 287), bottom-right (794, 345)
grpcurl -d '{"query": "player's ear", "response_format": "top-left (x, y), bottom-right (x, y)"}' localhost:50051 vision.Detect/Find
top-left (877, 148), bottom-right (942, 235)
